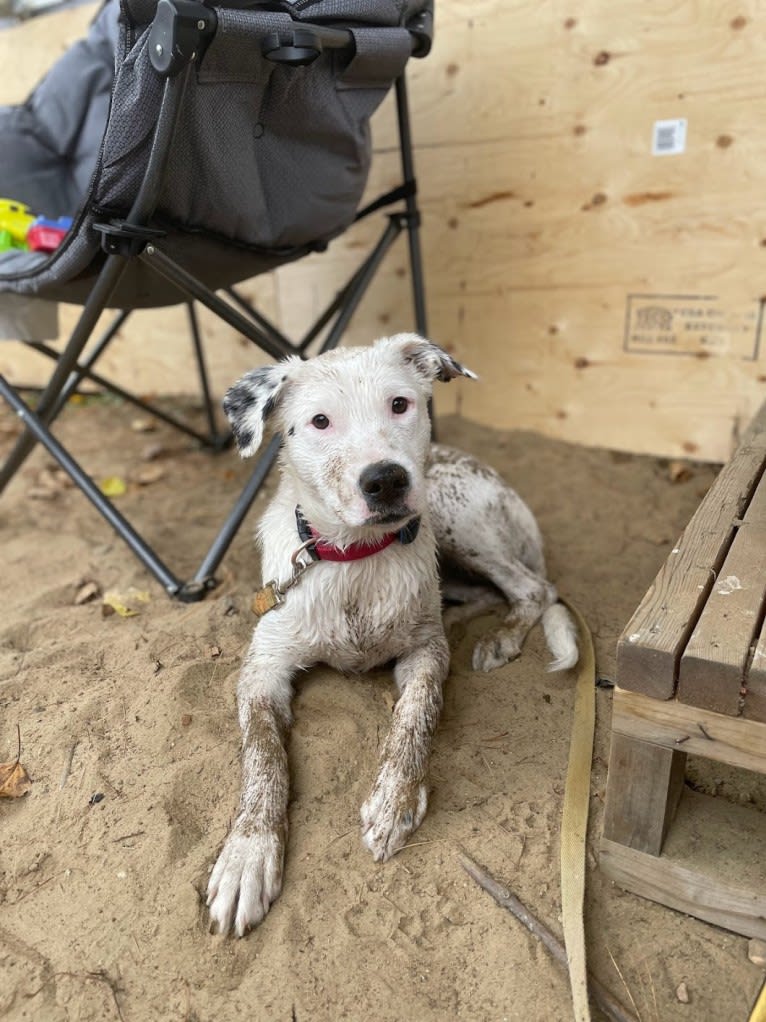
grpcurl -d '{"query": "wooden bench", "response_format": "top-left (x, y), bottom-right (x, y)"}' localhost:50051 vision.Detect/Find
top-left (600, 402), bottom-right (766, 939)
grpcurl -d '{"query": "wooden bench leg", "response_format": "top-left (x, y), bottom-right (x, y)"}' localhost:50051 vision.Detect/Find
top-left (602, 732), bottom-right (686, 856)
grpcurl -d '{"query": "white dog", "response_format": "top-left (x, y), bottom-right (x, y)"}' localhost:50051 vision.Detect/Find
top-left (206, 334), bottom-right (577, 937)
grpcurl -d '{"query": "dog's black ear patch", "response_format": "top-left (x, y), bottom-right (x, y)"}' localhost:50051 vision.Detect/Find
top-left (378, 333), bottom-right (477, 383)
top-left (223, 366), bottom-right (291, 457)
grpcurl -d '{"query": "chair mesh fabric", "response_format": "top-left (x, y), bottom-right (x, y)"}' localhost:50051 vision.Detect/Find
top-left (0, 0), bottom-right (421, 306)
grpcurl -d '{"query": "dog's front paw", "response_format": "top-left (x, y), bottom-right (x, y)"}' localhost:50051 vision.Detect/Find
top-left (360, 772), bottom-right (428, 862)
top-left (207, 827), bottom-right (285, 937)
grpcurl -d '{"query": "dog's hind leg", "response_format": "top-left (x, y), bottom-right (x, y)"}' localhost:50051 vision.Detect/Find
top-left (456, 552), bottom-right (578, 672)
top-left (441, 581), bottom-right (506, 633)
top-left (428, 447), bottom-right (576, 671)
top-left (207, 631), bottom-right (296, 937)
top-left (443, 528), bottom-right (564, 671)
top-left (360, 631), bottom-right (449, 861)
top-left (468, 554), bottom-right (560, 671)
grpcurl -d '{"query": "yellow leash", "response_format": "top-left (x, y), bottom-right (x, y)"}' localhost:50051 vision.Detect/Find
top-left (749, 978), bottom-right (766, 1022)
top-left (560, 600), bottom-right (597, 1022)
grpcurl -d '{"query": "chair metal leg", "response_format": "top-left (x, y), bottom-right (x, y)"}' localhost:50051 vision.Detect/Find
top-left (224, 287), bottom-right (294, 353)
top-left (395, 74), bottom-right (428, 336)
top-left (187, 303), bottom-right (227, 446)
top-left (0, 252), bottom-right (131, 494)
top-left (50, 308), bottom-right (132, 418)
top-left (140, 246), bottom-right (295, 361)
top-left (28, 340), bottom-right (225, 447)
top-left (191, 433), bottom-right (282, 587)
top-left (0, 374), bottom-right (184, 594)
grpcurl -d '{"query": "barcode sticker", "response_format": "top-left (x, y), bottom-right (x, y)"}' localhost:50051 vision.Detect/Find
top-left (652, 119), bottom-right (687, 156)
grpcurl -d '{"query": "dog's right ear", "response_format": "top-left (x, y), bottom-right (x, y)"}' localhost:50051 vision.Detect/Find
top-left (223, 363), bottom-right (293, 457)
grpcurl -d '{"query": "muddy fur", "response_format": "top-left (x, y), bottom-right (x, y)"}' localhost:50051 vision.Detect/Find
top-left (206, 335), bottom-right (578, 937)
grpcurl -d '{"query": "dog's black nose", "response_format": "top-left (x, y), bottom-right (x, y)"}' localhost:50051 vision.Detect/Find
top-left (359, 461), bottom-right (410, 509)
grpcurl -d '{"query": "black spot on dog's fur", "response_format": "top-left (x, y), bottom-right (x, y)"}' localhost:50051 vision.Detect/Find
top-left (234, 425), bottom-right (254, 452)
top-left (262, 392), bottom-right (279, 422)
top-left (406, 343), bottom-right (468, 382)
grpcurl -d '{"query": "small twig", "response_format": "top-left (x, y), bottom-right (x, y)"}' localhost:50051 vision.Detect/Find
top-left (55, 969), bottom-right (124, 1021)
top-left (59, 739), bottom-right (78, 789)
top-left (11, 871), bottom-right (60, 905)
top-left (112, 830), bottom-right (146, 844)
top-left (459, 852), bottom-right (637, 1022)
top-left (697, 723), bottom-right (713, 741)
top-left (606, 946), bottom-right (642, 1022)
top-left (319, 829), bottom-right (353, 856)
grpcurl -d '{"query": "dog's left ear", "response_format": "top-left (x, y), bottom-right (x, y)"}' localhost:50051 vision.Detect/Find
top-left (379, 332), bottom-right (477, 383)
top-left (223, 361), bottom-right (295, 457)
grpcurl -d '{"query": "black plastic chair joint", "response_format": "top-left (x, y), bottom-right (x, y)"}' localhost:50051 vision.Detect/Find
top-left (148, 0), bottom-right (218, 77)
top-left (354, 179), bottom-right (417, 223)
top-left (262, 28), bottom-right (322, 67)
top-left (388, 207), bottom-right (420, 230)
top-left (94, 220), bottom-right (167, 257)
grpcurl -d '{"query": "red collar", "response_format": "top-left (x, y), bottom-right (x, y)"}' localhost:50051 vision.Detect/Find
top-left (295, 507), bottom-right (420, 563)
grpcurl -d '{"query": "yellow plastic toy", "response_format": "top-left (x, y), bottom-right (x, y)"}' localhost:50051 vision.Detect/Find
top-left (0, 199), bottom-right (35, 244)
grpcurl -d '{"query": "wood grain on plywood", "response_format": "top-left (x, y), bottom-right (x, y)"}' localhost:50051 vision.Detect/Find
top-left (4, 2), bottom-right (766, 458)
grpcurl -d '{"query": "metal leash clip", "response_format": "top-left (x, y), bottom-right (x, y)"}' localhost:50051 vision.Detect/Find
top-left (251, 538), bottom-right (317, 617)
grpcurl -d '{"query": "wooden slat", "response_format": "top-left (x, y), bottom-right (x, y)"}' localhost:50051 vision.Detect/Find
top-left (616, 401), bottom-right (766, 700)
top-left (678, 469), bottom-right (766, 714)
top-left (601, 837), bottom-right (766, 940)
top-left (602, 732), bottom-right (686, 855)
top-left (676, 520), bottom-right (766, 714)
top-left (745, 617), bottom-right (766, 722)
top-left (611, 687), bottom-right (766, 775)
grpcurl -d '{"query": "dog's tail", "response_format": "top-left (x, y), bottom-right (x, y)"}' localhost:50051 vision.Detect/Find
top-left (542, 602), bottom-right (579, 672)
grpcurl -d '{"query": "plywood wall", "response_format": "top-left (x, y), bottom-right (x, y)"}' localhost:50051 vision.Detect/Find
top-left (2, 0), bottom-right (766, 461)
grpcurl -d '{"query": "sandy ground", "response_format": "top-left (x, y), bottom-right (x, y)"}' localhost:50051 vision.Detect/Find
top-left (0, 394), bottom-right (764, 1022)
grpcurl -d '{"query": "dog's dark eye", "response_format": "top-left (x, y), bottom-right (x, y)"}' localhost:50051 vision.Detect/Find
top-left (391, 397), bottom-right (409, 414)
top-left (311, 413), bottom-right (330, 430)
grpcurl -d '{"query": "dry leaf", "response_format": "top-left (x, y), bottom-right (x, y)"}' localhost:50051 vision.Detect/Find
top-left (131, 417), bottom-right (156, 433)
top-left (141, 442), bottom-right (165, 462)
top-left (102, 588), bottom-right (151, 618)
top-left (74, 581), bottom-right (100, 606)
top-left (98, 476), bottom-right (127, 498)
top-left (0, 760), bottom-right (32, 798)
top-left (0, 727), bottom-right (32, 799)
top-left (668, 460), bottom-right (693, 484)
top-left (132, 464), bottom-right (165, 486)
top-left (38, 466), bottom-right (73, 492)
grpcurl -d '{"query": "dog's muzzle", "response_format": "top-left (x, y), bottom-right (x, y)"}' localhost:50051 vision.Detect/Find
top-left (359, 460), bottom-right (411, 514)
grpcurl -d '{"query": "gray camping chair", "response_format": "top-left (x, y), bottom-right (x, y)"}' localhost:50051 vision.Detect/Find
top-left (0, 0), bottom-right (432, 599)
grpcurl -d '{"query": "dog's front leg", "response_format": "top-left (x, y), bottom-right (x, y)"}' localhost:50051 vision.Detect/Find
top-left (207, 639), bottom-right (294, 937)
top-left (361, 633), bottom-right (449, 861)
